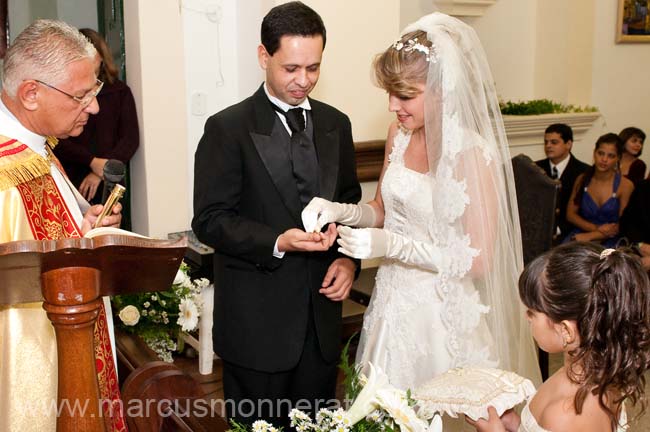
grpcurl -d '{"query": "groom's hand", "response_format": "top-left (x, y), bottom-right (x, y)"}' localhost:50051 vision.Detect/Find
top-left (319, 257), bottom-right (355, 301)
top-left (278, 227), bottom-right (336, 252)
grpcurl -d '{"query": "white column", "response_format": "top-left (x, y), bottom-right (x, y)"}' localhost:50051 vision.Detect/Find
top-left (123, 0), bottom-right (191, 238)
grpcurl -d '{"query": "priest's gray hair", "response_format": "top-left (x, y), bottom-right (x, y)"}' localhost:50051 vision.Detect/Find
top-left (2, 19), bottom-right (96, 97)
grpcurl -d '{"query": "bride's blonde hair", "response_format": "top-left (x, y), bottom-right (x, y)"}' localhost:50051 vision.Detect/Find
top-left (373, 30), bottom-right (432, 98)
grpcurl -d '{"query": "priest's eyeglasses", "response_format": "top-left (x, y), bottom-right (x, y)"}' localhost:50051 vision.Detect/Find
top-left (35, 78), bottom-right (104, 108)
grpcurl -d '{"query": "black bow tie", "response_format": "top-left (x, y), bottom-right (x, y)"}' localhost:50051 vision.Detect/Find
top-left (270, 103), bottom-right (306, 132)
top-left (285, 108), bottom-right (305, 132)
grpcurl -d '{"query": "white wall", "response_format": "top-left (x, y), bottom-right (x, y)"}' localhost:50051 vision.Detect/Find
top-left (124, 0), bottom-right (190, 238)
top-left (467, 0), bottom-right (538, 102)
top-left (303, 0), bottom-right (399, 141)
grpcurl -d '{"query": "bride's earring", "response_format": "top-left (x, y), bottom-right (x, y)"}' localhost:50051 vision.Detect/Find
top-left (562, 338), bottom-right (568, 349)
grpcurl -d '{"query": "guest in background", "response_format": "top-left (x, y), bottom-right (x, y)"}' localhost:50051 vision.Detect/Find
top-left (618, 126), bottom-right (646, 184)
top-left (535, 123), bottom-right (590, 242)
top-left (564, 133), bottom-right (634, 247)
top-left (620, 178), bottom-right (650, 269)
top-left (53, 28), bottom-right (138, 227)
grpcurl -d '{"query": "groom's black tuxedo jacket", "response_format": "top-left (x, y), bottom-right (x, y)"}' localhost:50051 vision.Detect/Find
top-left (192, 85), bottom-right (361, 373)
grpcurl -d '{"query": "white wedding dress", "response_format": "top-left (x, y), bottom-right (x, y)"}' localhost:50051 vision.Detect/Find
top-left (356, 128), bottom-right (497, 391)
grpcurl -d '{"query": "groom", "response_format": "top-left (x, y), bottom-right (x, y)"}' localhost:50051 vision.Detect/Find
top-left (192, 1), bottom-right (361, 426)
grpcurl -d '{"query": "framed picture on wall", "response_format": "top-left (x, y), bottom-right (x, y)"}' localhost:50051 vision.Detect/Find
top-left (617, 0), bottom-right (650, 43)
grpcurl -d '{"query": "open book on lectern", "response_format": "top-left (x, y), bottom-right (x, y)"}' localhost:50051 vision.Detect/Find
top-left (83, 226), bottom-right (149, 239)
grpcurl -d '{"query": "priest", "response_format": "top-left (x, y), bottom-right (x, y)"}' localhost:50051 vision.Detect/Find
top-left (0, 20), bottom-right (124, 431)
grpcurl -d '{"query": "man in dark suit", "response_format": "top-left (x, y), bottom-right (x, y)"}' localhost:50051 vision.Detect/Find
top-left (192, 1), bottom-right (361, 426)
top-left (536, 123), bottom-right (590, 242)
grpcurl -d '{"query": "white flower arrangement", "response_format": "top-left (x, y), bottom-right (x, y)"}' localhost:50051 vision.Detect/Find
top-left (228, 345), bottom-right (533, 432)
top-left (112, 262), bottom-right (209, 362)
top-left (230, 361), bottom-right (440, 432)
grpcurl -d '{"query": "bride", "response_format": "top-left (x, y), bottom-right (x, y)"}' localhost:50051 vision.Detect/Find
top-left (302, 13), bottom-right (541, 392)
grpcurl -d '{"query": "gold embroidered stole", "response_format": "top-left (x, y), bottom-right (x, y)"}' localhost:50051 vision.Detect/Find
top-left (0, 134), bottom-right (82, 239)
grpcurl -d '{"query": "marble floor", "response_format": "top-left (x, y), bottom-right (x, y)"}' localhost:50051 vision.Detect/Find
top-left (548, 353), bottom-right (650, 431)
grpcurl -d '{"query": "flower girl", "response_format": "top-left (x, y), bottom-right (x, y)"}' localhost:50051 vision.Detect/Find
top-left (471, 242), bottom-right (650, 431)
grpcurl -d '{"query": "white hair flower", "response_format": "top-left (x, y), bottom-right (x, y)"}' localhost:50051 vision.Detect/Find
top-left (392, 37), bottom-right (436, 62)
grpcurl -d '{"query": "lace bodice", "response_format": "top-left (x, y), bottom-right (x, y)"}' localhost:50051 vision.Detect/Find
top-left (382, 128), bottom-right (480, 278)
top-left (357, 128), bottom-right (494, 390)
top-left (381, 129), bottom-right (434, 242)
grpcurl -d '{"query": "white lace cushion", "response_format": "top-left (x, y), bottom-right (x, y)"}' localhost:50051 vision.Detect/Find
top-left (413, 367), bottom-right (536, 421)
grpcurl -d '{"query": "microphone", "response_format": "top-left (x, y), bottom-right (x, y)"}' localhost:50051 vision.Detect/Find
top-left (102, 159), bottom-right (126, 204)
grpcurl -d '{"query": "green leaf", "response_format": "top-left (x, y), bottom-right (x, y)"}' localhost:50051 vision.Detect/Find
top-left (339, 333), bottom-right (362, 402)
top-left (499, 98), bottom-right (597, 115)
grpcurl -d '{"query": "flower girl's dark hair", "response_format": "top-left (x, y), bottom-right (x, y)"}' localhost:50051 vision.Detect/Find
top-left (519, 242), bottom-right (650, 429)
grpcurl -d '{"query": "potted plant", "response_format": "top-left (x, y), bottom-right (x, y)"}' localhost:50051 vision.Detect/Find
top-left (499, 99), bottom-right (600, 148)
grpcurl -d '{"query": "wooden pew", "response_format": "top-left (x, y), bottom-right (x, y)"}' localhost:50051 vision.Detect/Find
top-left (117, 330), bottom-right (229, 431)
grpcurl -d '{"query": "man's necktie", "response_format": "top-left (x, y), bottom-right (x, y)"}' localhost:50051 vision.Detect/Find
top-left (283, 107), bottom-right (319, 206)
top-left (551, 166), bottom-right (559, 180)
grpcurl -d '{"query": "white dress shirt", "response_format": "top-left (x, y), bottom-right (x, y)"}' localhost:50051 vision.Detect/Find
top-left (551, 154), bottom-right (571, 179)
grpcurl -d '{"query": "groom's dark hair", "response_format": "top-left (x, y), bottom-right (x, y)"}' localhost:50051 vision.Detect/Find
top-left (261, 1), bottom-right (326, 56)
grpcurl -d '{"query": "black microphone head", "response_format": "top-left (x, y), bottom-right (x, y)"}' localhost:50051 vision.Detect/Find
top-left (101, 159), bottom-right (126, 204)
top-left (103, 159), bottom-right (126, 183)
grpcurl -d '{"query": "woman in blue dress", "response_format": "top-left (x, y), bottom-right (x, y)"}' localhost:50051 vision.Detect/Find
top-left (564, 133), bottom-right (634, 247)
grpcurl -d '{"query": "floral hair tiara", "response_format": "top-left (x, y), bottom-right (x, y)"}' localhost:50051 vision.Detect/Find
top-left (392, 37), bottom-right (436, 62)
top-left (600, 248), bottom-right (615, 260)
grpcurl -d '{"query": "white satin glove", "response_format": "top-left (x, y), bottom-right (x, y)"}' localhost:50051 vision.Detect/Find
top-left (337, 226), bottom-right (443, 273)
top-left (301, 197), bottom-right (376, 233)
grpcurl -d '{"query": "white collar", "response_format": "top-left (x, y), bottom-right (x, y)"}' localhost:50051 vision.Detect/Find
top-left (263, 83), bottom-right (311, 112)
top-left (0, 98), bottom-right (48, 157)
top-left (552, 154), bottom-right (570, 174)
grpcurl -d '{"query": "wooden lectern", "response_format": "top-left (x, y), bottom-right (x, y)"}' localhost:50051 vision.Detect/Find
top-left (0, 234), bottom-right (187, 432)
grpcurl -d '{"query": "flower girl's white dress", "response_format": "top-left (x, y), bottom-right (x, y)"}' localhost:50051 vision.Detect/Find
top-left (519, 400), bottom-right (628, 431)
top-left (356, 128), bottom-right (496, 391)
